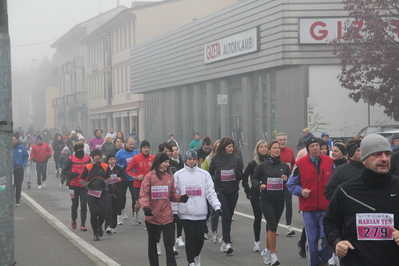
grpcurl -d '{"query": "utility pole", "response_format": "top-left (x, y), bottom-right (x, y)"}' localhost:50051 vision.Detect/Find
top-left (0, 0), bottom-right (15, 265)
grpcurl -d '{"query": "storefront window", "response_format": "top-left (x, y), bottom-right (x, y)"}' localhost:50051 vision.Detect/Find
top-left (230, 88), bottom-right (242, 147)
top-left (200, 84), bottom-right (207, 135)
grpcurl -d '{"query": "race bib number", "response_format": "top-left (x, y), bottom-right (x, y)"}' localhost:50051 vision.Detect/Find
top-left (356, 213), bottom-right (394, 240)
top-left (221, 170), bottom-right (236, 181)
top-left (95, 144), bottom-right (102, 149)
top-left (68, 189), bottom-right (75, 199)
top-left (185, 184), bottom-right (202, 197)
top-left (109, 174), bottom-right (118, 184)
top-left (88, 189), bottom-right (102, 198)
top-left (267, 177), bottom-right (283, 190)
top-left (151, 185), bottom-right (168, 199)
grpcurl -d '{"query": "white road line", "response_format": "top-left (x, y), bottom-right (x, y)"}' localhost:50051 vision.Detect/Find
top-left (22, 192), bottom-right (121, 266)
top-left (234, 211), bottom-right (303, 233)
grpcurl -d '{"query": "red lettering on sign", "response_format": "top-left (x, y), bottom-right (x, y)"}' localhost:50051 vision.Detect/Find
top-left (206, 43), bottom-right (221, 60)
top-left (337, 21), bottom-right (342, 39)
top-left (310, 21), bottom-right (328, 40)
top-left (352, 21), bottom-right (364, 39)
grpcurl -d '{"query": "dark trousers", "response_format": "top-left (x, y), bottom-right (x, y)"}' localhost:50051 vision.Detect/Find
top-left (217, 191), bottom-right (238, 244)
top-left (250, 195), bottom-right (262, 242)
top-left (105, 189), bottom-right (122, 229)
top-left (14, 168), bottom-right (24, 203)
top-left (54, 154), bottom-right (61, 170)
top-left (36, 162), bottom-right (47, 185)
top-left (70, 186), bottom-right (87, 226)
top-left (284, 187), bottom-right (293, 225)
top-left (87, 191), bottom-right (108, 234)
top-left (145, 221), bottom-right (176, 266)
top-left (259, 198), bottom-right (284, 232)
top-left (181, 219), bottom-right (206, 264)
top-left (120, 180), bottom-right (135, 215)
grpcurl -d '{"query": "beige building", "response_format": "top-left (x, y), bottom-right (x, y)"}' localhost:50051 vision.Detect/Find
top-left (80, 0), bottom-right (241, 140)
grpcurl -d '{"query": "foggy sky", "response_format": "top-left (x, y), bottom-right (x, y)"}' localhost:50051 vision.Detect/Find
top-left (8, 0), bottom-right (162, 70)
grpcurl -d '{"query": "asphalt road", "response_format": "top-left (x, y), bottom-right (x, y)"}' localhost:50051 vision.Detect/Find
top-left (17, 159), bottom-right (310, 266)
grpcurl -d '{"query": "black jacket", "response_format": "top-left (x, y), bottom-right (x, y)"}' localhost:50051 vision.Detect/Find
top-left (169, 158), bottom-right (184, 175)
top-left (323, 169), bottom-right (399, 266)
top-left (251, 156), bottom-right (290, 202)
top-left (324, 159), bottom-right (363, 200)
top-left (389, 151), bottom-right (399, 177)
top-left (108, 164), bottom-right (126, 195)
top-left (209, 154), bottom-right (243, 194)
top-left (242, 155), bottom-right (267, 198)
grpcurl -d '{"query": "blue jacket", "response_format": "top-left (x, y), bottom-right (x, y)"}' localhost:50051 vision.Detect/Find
top-left (116, 148), bottom-right (138, 181)
top-left (13, 144), bottom-right (29, 170)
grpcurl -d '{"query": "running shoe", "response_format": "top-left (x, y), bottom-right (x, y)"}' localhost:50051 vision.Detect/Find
top-left (98, 227), bottom-right (104, 237)
top-left (42, 181), bottom-right (46, 188)
top-left (211, 232), bottom-right (217, 243)
top-left (93, 234), bottom-right (100, 241)
top-left (80, 225), bottom-right (87, 231)
top-left (285, 225), bottom-right (295, 236)
top-left (132, 213), bottom-right (141, 226)
top-left (111, 228), bottom-right (116, 233)
top-left (188, 263), bottom-right (195, 266)
top-left (71, 220), bottom-right (77, 229)
top-left (38, 185), bottom-right (42, 189)
top-left (270, 253), bottom-right (280, 266)
top-left (173, 245), bottom-right (178, 256)
top-left (106, 226), bottom-right (112, 234)
top-left (15, 203), bottom-right (20, 207)
top-left (176, 236), bottom-right (185, 247)
top-left (220, 242), bottom-right (226, 253)
top-left (59, 183), bottom-right (63, 188)
top-left (203, 233), bottom-right (208, 240)
top-left (262, 249), bottom-right (271, 265)
top-left (225, 243), bottom-right (233, 255)
top-left (117, 215), bottom-right (123, 225)
top-left (253, 241), bottom-right (260, 252)
top-left (121, 210), bottom-right (128, 220)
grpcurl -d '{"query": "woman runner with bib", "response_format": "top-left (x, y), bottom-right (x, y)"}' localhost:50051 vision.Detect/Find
top-left (251, 141), bottom-right (290, 265)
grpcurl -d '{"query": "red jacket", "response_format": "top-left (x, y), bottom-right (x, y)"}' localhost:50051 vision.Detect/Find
top-left (139, 170), bottom-right (181, 225)
top-left (69, 155), bottom-right (91, 187)
top-left (30, 143), bottom-right (52, 163)
top-left (126, 153), bottom-right (155, 188)
top-left (296, 154), bottom-right (333, 211)
top-left (280, 147), bottom-right (295, 171)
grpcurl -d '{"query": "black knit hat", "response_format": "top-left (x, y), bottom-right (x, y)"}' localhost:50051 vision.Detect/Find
top-left (159, 153), bottom-right (169, 164)
top-left (106, 153), bottom-right (116, 162)
top-left (346, 140), bottom-right (361, 158)
top-left (90, 149), bottom-right (102, 158)
top-left (73, 142), bottom-right (84, 152)
top-left (333, 142), bottom-right (347, 156)
top-left (305, 137), bottom-right (319, 152)
top-left (36, 135), bottom-right (42, 140)
top-left (140, 140), bottom-right (150, 149)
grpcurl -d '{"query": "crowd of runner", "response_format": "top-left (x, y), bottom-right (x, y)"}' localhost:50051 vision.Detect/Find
top-left (11, 125), bottom-right (399, 266)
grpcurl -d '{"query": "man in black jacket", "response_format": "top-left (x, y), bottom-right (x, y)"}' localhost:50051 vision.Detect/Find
top-left (323, 134), bottom-right (399, 266)
top-left (324, 139), bottom-right (362, 200)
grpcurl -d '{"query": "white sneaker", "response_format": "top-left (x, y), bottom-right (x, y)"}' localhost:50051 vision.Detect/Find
top-left (132, 213), bottom-right (141, 226)
top-left (111, 228), bottom-right (116, 233)
top-left (219, 237), bottom-right (224, 245)
top-left (253, 241), bottom-right (260, 252)
top-left (157, 243), bottom-right (161, 255)
top-left (117, 215), bottom-right (123, 225)
top-left (285, 225), bottom-right (295, 236)
top-left (38, 185), bottom-right (42, 189)
top-left (106, 226), bottom-right (112, 234)
top-left (194, 255), bottom-right (201, 266)
top-left (220, 242), bottom-right (226, 253)
top-left (188, 263), bottom-right (195, 266)
top-left (270, 253), bottom-right (280, 265)
top-left (121, 210), bottom-right (128, 220)
top-left (173, 245), bottom-right (178, 256)
top-left (66, 186), bottom-right (69, 189)
top-left (59, 183), bottom-right (63, 188)
top-left (225, 243), bottom-right (233, 255)
top-left (211, 232), bottom-right (217, 243)
top-left (176, 236), bottom-right (185, 247)
top-left (262, 249), bottom-right (271, 265)
top-left (42, 181), bottom-right (46, 188)
top-left (203, 233), bottom-right (208, 240)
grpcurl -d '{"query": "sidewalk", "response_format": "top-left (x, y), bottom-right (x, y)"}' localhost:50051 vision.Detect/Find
top-left (14, 196), bottom-right (100, 266)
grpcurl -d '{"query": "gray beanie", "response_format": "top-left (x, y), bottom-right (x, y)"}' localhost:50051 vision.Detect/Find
top-left (360, 134), bottom-right (391, 161)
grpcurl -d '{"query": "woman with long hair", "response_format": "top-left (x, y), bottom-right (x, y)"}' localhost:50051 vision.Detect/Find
top-left (242, 140), bottom-right (268, 252)
top-left (209, 137), bottom-right (243, 255)
top-left (101, 136), bottom-right (115, 162)
top-left (139, 152), bottom-right (188, 266)
top-left (252, 141), bottom-right (290, 265)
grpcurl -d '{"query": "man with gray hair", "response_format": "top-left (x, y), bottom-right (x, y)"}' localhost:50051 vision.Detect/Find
top-left (324, 134), bottom-right (399, 265)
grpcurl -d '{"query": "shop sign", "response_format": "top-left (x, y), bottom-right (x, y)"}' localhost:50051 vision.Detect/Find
top-left (204, 28), bottom-right (258, 64)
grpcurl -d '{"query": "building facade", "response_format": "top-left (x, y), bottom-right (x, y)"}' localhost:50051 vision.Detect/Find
top-left (130, 0), bottom-right (395, 161)
top-left (80, 0), bottom-right (241, 140)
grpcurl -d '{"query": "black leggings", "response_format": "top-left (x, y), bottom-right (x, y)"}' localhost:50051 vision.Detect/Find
top-left (70, 186), bottom-right (87, 226)
top-left (87, 191), bottom-right (108, 234)
top-left (249, 195), bottom-right (262, 242)
top-left (146, 221), bottom-right (176, 266)
top-left (217, 191), bottom-right (238, 244)
top-left (120, 180), bottom-right (135, 215)
top-left (106, 186), bottom-right (122, 229)
top-left (284, 187), bottom-right (293, 225)
top-left (181, 219), bottom-right (206, 264)
top-left (259, 198), bottom-right (284, 232)
top-left (14, 168), bottom-right (24, 203)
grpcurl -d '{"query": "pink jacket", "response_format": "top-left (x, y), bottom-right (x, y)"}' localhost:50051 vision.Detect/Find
top-left (139, 170), bottom-right (181, 225)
